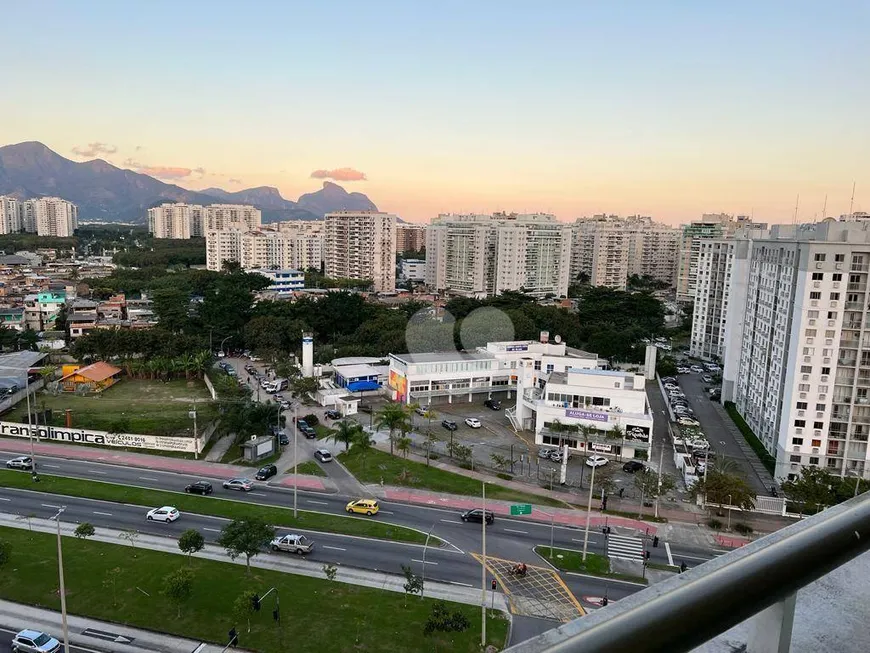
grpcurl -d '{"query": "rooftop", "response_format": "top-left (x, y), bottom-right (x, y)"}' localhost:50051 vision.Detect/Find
top-left (391, 351), bottom-right (495, 364)
top-left (61, 361), bottom-right (122, 383)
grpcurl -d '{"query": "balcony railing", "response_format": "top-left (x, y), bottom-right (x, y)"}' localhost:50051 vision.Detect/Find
top-left (505, 494), bottom-right (870, 653)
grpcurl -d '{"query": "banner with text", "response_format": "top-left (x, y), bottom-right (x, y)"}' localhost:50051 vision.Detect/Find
top-left (565, 409), bottom-right (609, 423)
top-left (0, 421), bottom-right (197, 453)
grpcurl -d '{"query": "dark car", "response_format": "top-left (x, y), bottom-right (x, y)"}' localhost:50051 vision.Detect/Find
top-left (483, 399), bottom-right (502, 410)
top-left (461, 509), bottom-right (494, 525)
top-left (279, 432), bottom-right (290, 446)
top-left (255, 464), bottom-right (278, 481)
top-left (441, 419), bottom-right (458, 431)
top-left (622, 461), bottom-right (645, 473)
top-left (296, 419), bottom-right (309, 430)
top-left (301, 426), bottom-right (317, 439)
top-left (324, 409), bottom-right (341, 419)
top-left (184, 480), bottom-right (213, 495)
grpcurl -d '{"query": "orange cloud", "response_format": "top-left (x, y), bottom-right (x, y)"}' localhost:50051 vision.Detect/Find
top-left (123, 158), bottom-right (206, 181)
top-left (310, 167), bottom-right (367, 182)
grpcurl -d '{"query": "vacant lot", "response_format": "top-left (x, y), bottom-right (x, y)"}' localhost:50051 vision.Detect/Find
top-left (0, 526), bottom-right (508, 653)
top-left (3, 379), bottom-right (217, 437)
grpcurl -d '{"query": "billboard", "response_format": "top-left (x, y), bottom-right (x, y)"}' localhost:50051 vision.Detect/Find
top-left (506, 345), bottom-right (528, 352)
top-left (0, 421), bottom-right (198, 453)
top-left (388, 370), bottom-right (407, 402)
top-left (565, 409), bottom-right (609, 423)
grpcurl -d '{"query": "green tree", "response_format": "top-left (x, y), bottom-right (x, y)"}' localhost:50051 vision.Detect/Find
top-left (781, 466), bottom-right (840, 513)
top-left (375, 401), bottom-right (411, 456)
top-left (162, 567), bottom-right (194, 618)
top-left (233, 589), bottom-right (259, 633)
top-left (397, 436), bottom-right (412, 458)
top-left (633, 469), bottom-right (676, 512)
top-left (401, 564), bottom-right (424, 605)
top-left (423, 600), bottom-right (471, 636)
top-left (0, 539), bottom-right (10, 568)
top-left (217, 518), bottom-right (276, 573)
top-left (151, 287), bottom-right (191, 334)
top-left (351, 428), bottom-right (375, 470)
top-left (690, 469), bottom-right (755, 510)
top-left (328, 420), bottom-right (361, 452)
top-left (178, 528), bottom-right (205, 563)
top-left (74, 522), bottom-right (95, 539)
top-left (291, 376), bottom-right (320, 398)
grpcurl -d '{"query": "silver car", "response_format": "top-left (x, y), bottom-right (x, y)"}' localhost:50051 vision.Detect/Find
top-left (12, 629), bottom-right (60, 653)
top-left (6, 455), bottom-right (33, 470)
top-left (270, 534), bottom-right (314, 555)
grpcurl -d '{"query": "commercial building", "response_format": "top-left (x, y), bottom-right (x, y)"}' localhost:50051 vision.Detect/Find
top-left (324, 211), bottom-right (397, 292)
top-left (569, 215), bottom-right (679, 289)
top-left (716, 219), bottom-right (870, 481)
top-left (400, 259), bottom-right (426, 282)
top-left (396, 223), bottom-right (426, 254)
top-left (148, 203), bottom-right (261, 239)
top-left (425, 213), bottom-right (571, 298)
top-left (251, 268), bottom-right (304, 294)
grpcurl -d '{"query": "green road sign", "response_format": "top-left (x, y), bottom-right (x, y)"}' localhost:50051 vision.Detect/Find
top-left (510, 504), bottom-right (533, 516)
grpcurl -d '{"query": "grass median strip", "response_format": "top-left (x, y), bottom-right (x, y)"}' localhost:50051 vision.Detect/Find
top-left (0, 526), bottom-right (507, 653)
top-left (339, 447), bottom-right (569, 508)
top-left (534, 546), bottom-right (648, 585)
top-left (0, 470), bottom-right (433, 545)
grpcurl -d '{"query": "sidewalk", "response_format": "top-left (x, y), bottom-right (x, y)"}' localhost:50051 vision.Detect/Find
top-left (0, 513), bottom-right (509, 614)
top-left (0, 437), bottom-right (330, 492)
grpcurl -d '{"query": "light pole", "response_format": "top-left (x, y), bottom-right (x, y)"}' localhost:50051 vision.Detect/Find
top-left (420, 523), bottom-right (435, 599)
top-left (190, 401), bottom-right (199, 460)
top-left (540, 509), bottom-right (556, 558)
top-left (581, 462), bottom-right (597, 562)
top-left (220, 336), bottom-right (231, 357)
top-left (50, 507), bottom-right (70, 653)
top-left (24, 370), bottom-right (38, 481)
top-left (654, 442), bottom-right (665, 519)
top-left (293, 403), bottom-right (298, 518)
top-left (480, 481), bottom-right (487, 648)
top-left (727, 494), bottom-right (732, 531)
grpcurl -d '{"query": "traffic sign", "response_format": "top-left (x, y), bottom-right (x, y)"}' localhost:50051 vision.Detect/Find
top-left (510, 504), bottom-right (532, 516)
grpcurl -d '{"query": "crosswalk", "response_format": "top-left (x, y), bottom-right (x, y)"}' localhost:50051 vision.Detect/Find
top-left (606, 534), bottom-right (645, 560)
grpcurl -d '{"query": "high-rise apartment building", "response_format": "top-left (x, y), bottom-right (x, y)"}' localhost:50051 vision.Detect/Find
top-left (715, 219), bottom-right (870, 481)
top-left (324, 211), bottom-right (397, 292)
top-left (569, 215), bottom-right (679, 289)
top-left (30, 197), bottom-right (78, 237)
top-left (396, 223), bottom-right (426, 254)
top-left (0, 196), bottom-right (22, 234)
top-left (148, 203), bottom-right (261, 239)
top-left (206, 229), bottom-right (290, 271)
top-left (275, 220), bottom-right (325, 271)
top-left (675, 214), bottom-right (764, 302)
top-left (426, 213), bottom-right (571, 298)
top-left (690, 240), bottom-right (737, 360)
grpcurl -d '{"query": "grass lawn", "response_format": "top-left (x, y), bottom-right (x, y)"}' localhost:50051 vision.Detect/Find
top-left (3, 379), bottom-right (218, 438)
top-left (0, 470), bottom-right (432, 545)
top-left (291, 461), bottom-right (327, 477)
top-left (314, 424), bottom-right (335, 439)
top-left (339, 447), bottom-right (569, 508)
top-left (534, 546), bottom-right (647, 585)
top-left (0, 526), bottom-right (508, 653)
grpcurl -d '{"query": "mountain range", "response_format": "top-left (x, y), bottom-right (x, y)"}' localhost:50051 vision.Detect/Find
top-left (0, 141), bottom-right (378, 223)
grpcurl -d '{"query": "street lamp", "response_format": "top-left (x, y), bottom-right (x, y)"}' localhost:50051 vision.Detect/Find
top-left (480, 481), bottom-right (488, 648)
top-left (292, 403), bottom-right (298, 518)
top-left (220, 336), bottom-right (231, 357)
top-left (420, 524), bottom-right (436, 599)
top-left (581, 461), bottom-right (598, 562)
top-left (50, 507), bottom-right (70, 653)
top-left (24, 370), bottom-right (38, 481)
top-left (727, 494), bottom-right (733, 531)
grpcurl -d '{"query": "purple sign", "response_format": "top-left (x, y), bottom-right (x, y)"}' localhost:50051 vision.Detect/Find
top-left (506, 345), bottom-right (528, 352)
top-left (565, 409), bottom-right (609, 423)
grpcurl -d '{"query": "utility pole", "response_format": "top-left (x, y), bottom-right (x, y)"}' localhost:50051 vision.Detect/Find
top-left (293, 403), bottom-right (298, 518)
top-left (654, 443), bottom-right (664, 519)
top-left (480, 481), bottom-right (487, 648)
top-left (421, 524), bottom-right (435, 599)
top-left (191, 400), bottom-right (199, 460)
top-left (51, 507), bottom-right (70, 653)
top-left (582, 462), bottom-right (597, 562)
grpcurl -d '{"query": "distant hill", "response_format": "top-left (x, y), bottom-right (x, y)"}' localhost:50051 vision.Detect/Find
top-left (0, 141), bottom-right (380, 223)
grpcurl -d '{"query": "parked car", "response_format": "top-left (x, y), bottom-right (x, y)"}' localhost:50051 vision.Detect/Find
top-left (483, 399), bottom-right (501, 410)
top-left (279, 433), bottom-right (290, 446)
top-left (6, 455), bottom-right (33, 470)
top-left (325, 409), bottom-right (341, 419)
top-left (702, 375), bottom-right (714, 383)
top-left (415, 405), bottom-right (430, 416)
top-left (465, 417), bottom-right (482, 429)
top-left (146, 506), bottom-right (180, 522)
top-left (460, 508), bottom-right (494, 525)
top-left (184, 480), bottom-right (213, 495)
top-left (661, 377), bottom-right (677, 384)
top-left (11, 629), bottom-right (60, 653)
top-left (677, 366), bottom-right (691, 374)
top-left (550, 450), bottom-right (572, 463)
top-left (314, 449), bottom-right (333, 462)
top-left (622, 460), bottom-right (646, 473)
top-left (223, 477), bottom-right (254, 492)
top-left (677, 417), bottom-right (701, 427)
top-left (280, 401), bottom-right (291, 410)
top-left (706, 364), bottom-right (721, 372)
top-left (664, 383), bottom-right (679, 391)
top-left (538, 448), bottom-right (557, 459)
top-left (346, 498), bottom-right (380, 515)
top-left (586, 455), bottom-right (609, 468)
top-left (270, 533), bottom-right (314, 554)
top-left (255, 464), bottom-right (278, 481)
top-left (690, 365), bottom-right (704, 373)
top-left (441, 419), bottom-right (458, 431)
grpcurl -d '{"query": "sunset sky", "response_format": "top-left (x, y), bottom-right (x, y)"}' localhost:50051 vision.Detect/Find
top-left (2, 1), bottom-right (868, 224)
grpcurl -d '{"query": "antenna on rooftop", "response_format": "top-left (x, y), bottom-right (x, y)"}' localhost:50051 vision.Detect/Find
top-left (849, 181), bottom-right (856, 218)
top-left (792, 195), bottom-right (800, 225)
top-left (820, 195), bottom-right (827, 223)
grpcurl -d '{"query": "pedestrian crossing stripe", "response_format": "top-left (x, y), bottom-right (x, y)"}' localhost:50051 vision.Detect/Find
top-left (606, 534), bottom-right (644, 560)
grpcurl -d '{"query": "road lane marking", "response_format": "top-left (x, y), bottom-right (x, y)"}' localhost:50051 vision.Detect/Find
top-left (0, 497), bottom-right (9, 501)
top-left (138, 477), bottom-right (158, 481)
top-left (665, 542), bottom-right (674, 566)
top-left (42, 464), bottom-right (60, 469)
top-left (449, 581), bottom-right (473, 587)
top-left (566, 571), bottom-right (646, 586)
top-left (503, 528), bottom-right (528, 534)
top-left (203, 528), bottom-right (221, 532)
top-left (306, 500), bottom-right (329, 505)
top-left (440, 519), bottom-right (461, 524)
top-left (411, 559), bottom-right (438, 565)
top-left (380, 510), bottom-right (394, 514)
top-left (675, 554), bottom-right (712, 562)
top-left (251, 492), bottom-right (268, 496)
top-left (93, 511), bottom-right (113, 517)
top-left (41, 503), bottom-right (60, 509)
top-left (90, 471), bottom-right (106, 475)
top-left (322, 545), bottom-right (346, 551)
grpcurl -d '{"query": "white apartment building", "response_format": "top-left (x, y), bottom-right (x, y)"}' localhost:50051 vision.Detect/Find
top-left (148, 203), bottom-right (261, 239)
top-left (30, 197), bottom-right (77, 237)
top-left (396, 223), bottom-right (426, 254)
top-left (719, 219), bottom-right (870, 481)
top-left (251, 269), bottom-right (304, 294)
top-left (690, 239), bottom-right (737, 360)
top-left (275, 220), bottom-right (325, 271)
top-left (400, 258), bottom-right (426, 282)
top-left (0, 196), bottom-right (22, 234)
top-left (426, 213), bottom-right (571, 298)
top-left (570, 215), bottom-right (679, 289)
top-left (324, 211), bottom-right (397, 292)
top-left (206, 228), bottom-right (298, 272)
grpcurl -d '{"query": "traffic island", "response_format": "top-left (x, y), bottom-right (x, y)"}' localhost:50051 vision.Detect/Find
top-left (533, 546), bottom-right (648, 585)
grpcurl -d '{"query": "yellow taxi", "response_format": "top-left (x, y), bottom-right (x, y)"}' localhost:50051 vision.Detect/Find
top-left (345, 498), bottom-right (380, 516)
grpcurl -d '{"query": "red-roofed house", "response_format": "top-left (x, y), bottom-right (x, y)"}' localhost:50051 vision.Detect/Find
top-left (60, 362), bottom-right (122, 393)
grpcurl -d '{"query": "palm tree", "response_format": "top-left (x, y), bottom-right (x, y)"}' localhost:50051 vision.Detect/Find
top-left (328, 420), bottom-right (361, 452)
top-left (606, 424), bottom-right (626, 461)
top-left (374, 401), bottom-right (411, 456)
top-left (351, 428), bottom-right (374, 471)
top-left (397, 436), bottom-right (411, 458)
top-left (422, 406), bottom-right (438, 466)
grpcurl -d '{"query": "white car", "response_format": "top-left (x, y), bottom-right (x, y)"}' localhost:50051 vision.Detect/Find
top-left (677, 416), bottom-right (701, 427)
top-left (677, 367), bottom-right (691, 374)
top-left (270, 533), bottom-right (314, 555)
top-left (585, 455), bottom-right (609, 468)
top-left (465, 417), bottom-right (482, 429)
top-left (146, 506), bottom-right (180, 522)
top-left (314, 449), bottom-right (333, 463)
top-left (706, 364), bottom-right (721, 372)
top-left (415, 406), bottom-right (430, 416)
top-left (690, 365), bottom-right (704, 373)
top-left (12, 629), bottom-right (60, 653)
top-left (664, 383), bottom-right (679, 390)
top-left (6, 455), bottom-right (34, 470)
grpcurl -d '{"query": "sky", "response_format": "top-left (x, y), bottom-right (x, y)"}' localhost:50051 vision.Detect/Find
top-left (2, 1), bottom-right (868, 224)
